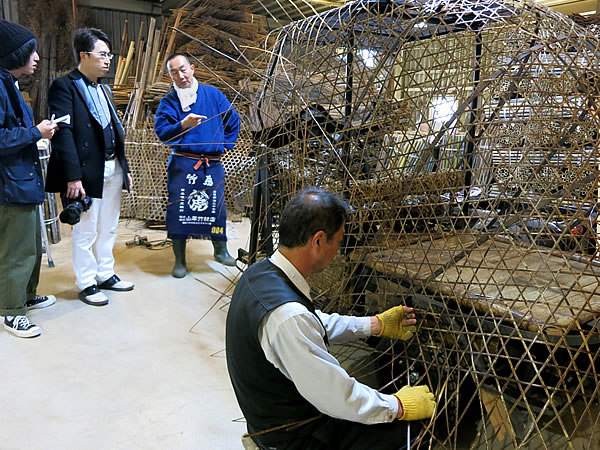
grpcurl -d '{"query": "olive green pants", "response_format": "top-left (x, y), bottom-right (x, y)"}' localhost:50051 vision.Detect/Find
top-left (0, 203), bottom-right (42, 316)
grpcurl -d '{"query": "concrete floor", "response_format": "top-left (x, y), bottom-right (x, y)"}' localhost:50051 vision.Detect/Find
top-left (0, 218), bottom-right (249, 449)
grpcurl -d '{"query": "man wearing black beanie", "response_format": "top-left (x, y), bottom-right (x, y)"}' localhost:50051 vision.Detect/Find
top-left (0, 20), bottom-right (59, 338)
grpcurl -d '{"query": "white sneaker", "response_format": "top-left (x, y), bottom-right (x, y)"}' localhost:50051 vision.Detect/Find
top-left (4, 316), bottom-right (41, 338)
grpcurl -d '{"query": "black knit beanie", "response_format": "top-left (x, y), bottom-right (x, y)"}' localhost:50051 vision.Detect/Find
top-left (0, 20), bottom-right (36, 59)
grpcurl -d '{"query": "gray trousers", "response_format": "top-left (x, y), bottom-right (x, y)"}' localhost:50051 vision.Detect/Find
top-left (0, 203), bottom-right (41, 316)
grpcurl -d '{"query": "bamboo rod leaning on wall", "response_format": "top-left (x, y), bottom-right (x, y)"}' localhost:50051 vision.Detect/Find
top-left (134, 21), bottom-right (145, 84)
top-left (152, 51), bottom-right (161, 85)
top-left (118, 41), bottom-right (135, 86)
top-left (132, 17), bottom-right (156, 127)
top-left (148, 28), bottom-right (161, 89)
top-left (157, 8), bottom-right (185, 82)
top-left (114, 20), bottom-right (128, 85)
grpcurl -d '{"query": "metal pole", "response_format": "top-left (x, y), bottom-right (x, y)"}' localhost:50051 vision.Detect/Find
top-left (463, 31), bottom-right (482, 216)
top-left (39, 204), bottom-right (54, 268)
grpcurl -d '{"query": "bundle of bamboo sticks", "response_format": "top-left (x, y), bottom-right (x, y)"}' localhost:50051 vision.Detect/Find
top-left (110, 16), bottom-right (162, 127)
top-left (111, 0), bottom-right (269, 127)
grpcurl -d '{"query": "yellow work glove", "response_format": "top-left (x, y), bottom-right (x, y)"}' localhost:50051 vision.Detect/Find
top-left (375, 305), bottom-right (416, 340)
top-left (394, 385), bottom-right (436, 421)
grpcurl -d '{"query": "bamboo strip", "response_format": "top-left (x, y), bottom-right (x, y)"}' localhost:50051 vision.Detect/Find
top-left (114, 20), bottom-right (128, 84)
top-left (117, 41), bottom-right (135, 86)
top-left (158, 8), bottom-right (184, 81)
top-left (148, 28), bottom-right (161, 89)
top-left (132, 17), bottom-right (156, 127)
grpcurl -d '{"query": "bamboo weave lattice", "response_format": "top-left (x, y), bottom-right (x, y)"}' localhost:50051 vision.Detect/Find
top-left (121, 128), bottom-right (255, 222)
top-left (247, 0), bottom-right (600, 448)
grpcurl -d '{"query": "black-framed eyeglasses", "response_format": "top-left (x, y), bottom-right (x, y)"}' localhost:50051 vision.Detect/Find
top-left (85, 51), bottom-right (114, 60)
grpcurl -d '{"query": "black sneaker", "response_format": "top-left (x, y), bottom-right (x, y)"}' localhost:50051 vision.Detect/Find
top-left (4, 316), bottom-right (41, 338)
top-left (26, 295), bottom-right (56, 310)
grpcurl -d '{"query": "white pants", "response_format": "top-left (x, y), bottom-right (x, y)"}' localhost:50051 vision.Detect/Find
top-left (72, 160), bottom-right (123, 290)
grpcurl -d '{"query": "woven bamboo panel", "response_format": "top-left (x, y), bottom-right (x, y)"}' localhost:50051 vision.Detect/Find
top-left (247, 0), bottom-right (600, 448)
top-left (121, 127), bottom-right (255, 222)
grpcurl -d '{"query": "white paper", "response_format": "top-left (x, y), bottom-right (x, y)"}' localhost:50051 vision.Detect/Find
top-left (50, 114), bottom-right (71, 125)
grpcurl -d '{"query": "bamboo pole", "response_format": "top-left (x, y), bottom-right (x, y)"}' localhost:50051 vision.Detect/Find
top-left (152, 51), bottom-right (161, 85)
top-left (71, 0), bottom-right (77, 27)
top-left (117, 41), bottom-right (135, 86)
top-left (157, 9), bottom-right (185, 81)
top-left (134, 21), bottom-right (145, 83)
top-left (140, 18), bottom-right (156, 89)
top-left (114, 20), bottom-right (128, 85)
top-left (132, 17), bottom-right (156, 127)
top-left (147, 28), bottom-right (161, 89)
top-left (158, 18), bottom-right (168, 62)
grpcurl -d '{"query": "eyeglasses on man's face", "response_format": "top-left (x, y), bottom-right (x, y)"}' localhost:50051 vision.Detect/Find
top-left (85, 51), bottom-right (114, 60)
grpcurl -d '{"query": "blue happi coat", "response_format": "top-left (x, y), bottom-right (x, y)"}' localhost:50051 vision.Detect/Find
top-left (155, 84), bottom-right (240, 240)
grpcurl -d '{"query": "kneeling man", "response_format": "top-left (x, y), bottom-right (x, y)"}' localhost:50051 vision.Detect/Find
top-left (226, 187), bottom-right (436, 449)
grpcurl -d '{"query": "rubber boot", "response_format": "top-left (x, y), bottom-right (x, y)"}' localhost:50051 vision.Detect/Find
top-left (212, 240), bottom-right (236, 266)
top-left (171, 239), bottom-right (187, 278)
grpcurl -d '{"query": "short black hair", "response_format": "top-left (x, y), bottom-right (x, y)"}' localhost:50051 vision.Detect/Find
top-left (73, 28), bottom-right (111, 64)
top-left (0, 38), bottom-right (37, 70)
top-left (165, 53), bottom-right (191, 72)
top-left (279, 187), bottom-right (350, 248)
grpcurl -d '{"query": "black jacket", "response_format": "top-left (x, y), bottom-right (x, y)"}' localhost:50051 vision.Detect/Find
top-left (45, 70), bottom-right (130, 198)
top-left (0, 67), bottom-right (44, 205)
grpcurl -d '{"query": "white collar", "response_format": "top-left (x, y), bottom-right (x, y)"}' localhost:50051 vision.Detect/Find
top-left (269, 250), bottom-right (312, 300)
top-left (173, 77), bottom-right (198, 112)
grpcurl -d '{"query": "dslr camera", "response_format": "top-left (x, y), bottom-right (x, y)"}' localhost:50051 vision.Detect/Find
top-left (59, 194), bottom-right (93, 225)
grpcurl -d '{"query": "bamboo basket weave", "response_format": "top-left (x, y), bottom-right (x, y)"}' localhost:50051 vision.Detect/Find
top-left (121, 127), bottom-right (255, 222)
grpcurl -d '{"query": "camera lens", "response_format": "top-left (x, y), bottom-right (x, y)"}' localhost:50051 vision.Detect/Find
top-left (59, 201), bottom-right (84, 225)
top-left (81, 196), bottom-right (93, 212)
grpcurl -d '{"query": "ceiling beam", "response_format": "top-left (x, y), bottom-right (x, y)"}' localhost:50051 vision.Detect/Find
top-left (536, 0), bottom-right (596, 15)
top-left (77, 0), bottom-right (162, 15)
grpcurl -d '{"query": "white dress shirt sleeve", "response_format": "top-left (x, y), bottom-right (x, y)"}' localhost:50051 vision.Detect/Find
top-left (316, 310), bottom-right (372, 343)
top-left (259, 303), bottom-right (398, 424)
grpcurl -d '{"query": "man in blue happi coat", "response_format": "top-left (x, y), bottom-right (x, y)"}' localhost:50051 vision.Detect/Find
top-left (154, 53), bottom-right (241, 277)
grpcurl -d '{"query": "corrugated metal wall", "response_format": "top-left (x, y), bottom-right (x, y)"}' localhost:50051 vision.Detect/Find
top-left (1, 0), bottom-right (19, 21)
top-left (87, 7), bottom-right (162, 83)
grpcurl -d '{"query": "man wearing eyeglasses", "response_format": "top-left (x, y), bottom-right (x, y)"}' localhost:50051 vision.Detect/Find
top-left (46, 28), bottom-right (134, 306)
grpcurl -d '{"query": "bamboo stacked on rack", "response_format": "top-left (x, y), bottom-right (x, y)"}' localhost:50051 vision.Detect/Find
top-left (110, 18), bottom-right (163, 127)
top-left (159, 0), bottom-right (269, 96)
top-left (111, 21), bottom-right (144, 105)
top-left (130, 17), bottom-right (156, 126)
top-left (110, 0), bottom-right (269, 125)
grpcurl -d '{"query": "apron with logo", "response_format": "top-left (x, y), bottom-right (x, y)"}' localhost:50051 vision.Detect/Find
top-left (166, 154), bottom-right (227, 241)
